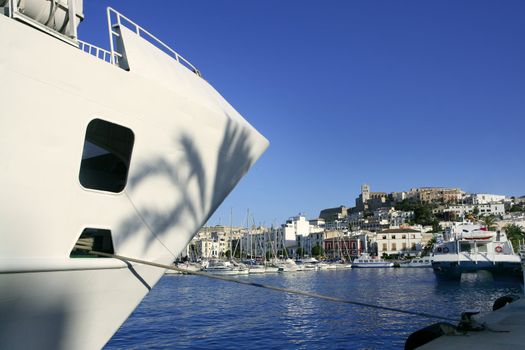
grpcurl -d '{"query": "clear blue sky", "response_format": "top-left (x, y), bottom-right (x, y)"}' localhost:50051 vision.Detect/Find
top-left (80, 1), bottom-right (525, 227)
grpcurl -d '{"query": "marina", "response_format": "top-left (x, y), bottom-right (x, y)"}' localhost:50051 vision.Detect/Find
top-left (105, 268), bottom-right (522, 350)
top-left (1, 1), bottom-right (523, 349)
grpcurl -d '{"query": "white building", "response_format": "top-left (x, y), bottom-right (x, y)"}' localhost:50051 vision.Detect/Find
top-left (468, 193), bottom-right (506, 205)
top-left (444, 203), bottom-right (505, 218)
top-left (284, 214), bottom-right (311, 238)
top-left (373, 207), bottom-right (414, 227)
top-left (375, 228), bottom-right (423, 257)
top-left (281, 214), bottom-right (325, 256)
top-left (192, 229), bottom-right (228, 259)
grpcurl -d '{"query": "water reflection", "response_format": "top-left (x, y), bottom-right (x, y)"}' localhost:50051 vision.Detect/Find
top-left (106, 269), bottom-right (522, 350)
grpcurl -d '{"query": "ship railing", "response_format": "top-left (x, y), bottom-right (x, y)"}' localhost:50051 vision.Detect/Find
top-left (519, 240), bottom-right (525, 261)
top-left (107, 7), bottom-right (202, 77)
top-left (78, 40), bottom-right (115, 64)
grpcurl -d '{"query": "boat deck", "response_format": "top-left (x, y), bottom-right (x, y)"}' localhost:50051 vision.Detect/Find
top-left (420, 298), bottom-right (525, 349)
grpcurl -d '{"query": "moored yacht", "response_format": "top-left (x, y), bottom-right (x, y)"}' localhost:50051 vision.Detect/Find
top-left (203, 260), bottom-right (239, 275)
top-left (399, 257), bottom-right (433, 268)
top-left (432, 224), bottom-right (521, 280)
top-left (352, 253), bottom-right (394, 268)
top-left (276, 258), bottom-right (299, 272)
top-left (0, 2), bottom-right (268, 349)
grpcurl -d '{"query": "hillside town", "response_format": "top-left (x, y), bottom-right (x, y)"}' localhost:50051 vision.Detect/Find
top-left (181, 185), bottom-right (525, 262)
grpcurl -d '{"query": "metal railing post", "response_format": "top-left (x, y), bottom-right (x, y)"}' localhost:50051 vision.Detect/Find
top-left (107, 7), bottom-right (115, 65)
top-left (8, 0), bottom-right (16, 17)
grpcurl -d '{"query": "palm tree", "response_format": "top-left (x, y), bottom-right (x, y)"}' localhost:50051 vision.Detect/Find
top-left (481, 215), bottom-right (497, 231)
top-left (505, 224), bottom-right (525, 249)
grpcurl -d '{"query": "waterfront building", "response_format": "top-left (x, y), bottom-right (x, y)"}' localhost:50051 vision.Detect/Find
top-left (323, 233), bottom-right (365, 259)
top-left (376, 228), bottom-right (423, 257)
top-left (265, 227), bottom-right (289, 257)
top-left (286, 214), bottom-right (325, 256)
top-left (284, 214), bottom-right (311, 237)
top-left (296, 230), bottom-right (326, 257)
top-left (193, 229), bottom-right (227, 259)
top-left (190, 226), bottom-right (247, 260)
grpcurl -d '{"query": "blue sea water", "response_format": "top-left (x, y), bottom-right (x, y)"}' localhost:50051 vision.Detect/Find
top-left (104, 269), bottom-right (521, 349)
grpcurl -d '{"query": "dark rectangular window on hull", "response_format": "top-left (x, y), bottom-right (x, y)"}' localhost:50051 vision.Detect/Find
top-left (70, 228), bottom-right (115, 258)
top-left (79, 119), bottom-right (134, 193)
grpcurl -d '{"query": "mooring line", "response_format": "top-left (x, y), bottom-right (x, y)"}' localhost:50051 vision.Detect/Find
top-left (88, 250), bottom-right (459, 322)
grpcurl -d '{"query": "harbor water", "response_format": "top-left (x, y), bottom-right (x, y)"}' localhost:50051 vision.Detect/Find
top-left (104, 269), bottom-right (522, 349)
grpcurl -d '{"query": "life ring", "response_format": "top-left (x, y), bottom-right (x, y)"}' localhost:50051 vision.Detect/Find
top-left (443, 247), bottom-right (449, 253)
top-left (495, 246), bottom-right (503, 253)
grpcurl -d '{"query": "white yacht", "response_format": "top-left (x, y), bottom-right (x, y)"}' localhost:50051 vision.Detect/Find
top-left (399, 257), bottom-right (433, 268)
top-left (0, 2), bottom-right (268, 349)
top-left (168, 261), bottom-right (202, 275)
top-left (352, 253), bottom-right (394, 268)
top-left (432, 224), bottom-right (521, 280)
top-left (264, 264), bottom-right (280, 273)
top-left (203, 260), bottom-right (239, 275)
top-left (297, 257), bottom-right (319, 270)
top-left (276, 258), bottom-right (299, 272)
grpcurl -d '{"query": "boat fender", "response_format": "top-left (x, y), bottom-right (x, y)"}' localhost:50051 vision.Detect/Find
top-left (495, 246), bottom-right (503, 253)
top-left (493, 294), bottom-right (521, 311)
top-left (404, 322), bottom-right (458, 350)
top-left (437, 247), bottom-right (442, 253)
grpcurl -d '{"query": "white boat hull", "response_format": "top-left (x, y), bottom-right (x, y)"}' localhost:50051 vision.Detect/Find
top-left (352, 263), bottom-right (394, 268)
top-left (0, 11), bottom-right (267, 350)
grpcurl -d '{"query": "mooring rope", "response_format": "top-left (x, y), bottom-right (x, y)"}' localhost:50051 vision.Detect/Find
top-left (87, 250), bottom-right (459, 322)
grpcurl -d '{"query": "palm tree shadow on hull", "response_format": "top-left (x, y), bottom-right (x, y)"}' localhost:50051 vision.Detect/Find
top-left (119, 116), bottom-right (259, 255)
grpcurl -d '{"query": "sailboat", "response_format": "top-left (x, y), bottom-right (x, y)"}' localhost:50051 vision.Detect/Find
top-left (0, 2), bottom-right (268, 349)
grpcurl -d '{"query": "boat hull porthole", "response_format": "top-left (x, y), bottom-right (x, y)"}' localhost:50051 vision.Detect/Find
top-left (70, 228), bottom-right (115, 258)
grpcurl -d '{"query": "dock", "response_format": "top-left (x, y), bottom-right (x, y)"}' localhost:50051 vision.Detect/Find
top-left (419, 297), bottom-right (525, 349)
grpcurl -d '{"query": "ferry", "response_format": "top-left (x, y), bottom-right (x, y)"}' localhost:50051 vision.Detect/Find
top-left (0, 2), bottom-right (268, 349)
top-left (432, 224), bottom-right (521, 280)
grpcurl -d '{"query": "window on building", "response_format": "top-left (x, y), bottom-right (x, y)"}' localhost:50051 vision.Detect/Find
top-left (392, 243), bottom-right (397, 251)
top-left (411, 234), bottom-right (415, 239)
top-left (79, 119), bottom-right (134, 193)
top-left (411, 243), bottom-right (416, 250)
top-left (391, 235), bottom-right (396, 239)
top-left (402, 243), bottom-right (407, 250)
top-left (402, 235), bottom-right (406, 239)
top-left (382, 235), bottom-right (387, 239)
top-left (382, 243), bottom-right (387, 251)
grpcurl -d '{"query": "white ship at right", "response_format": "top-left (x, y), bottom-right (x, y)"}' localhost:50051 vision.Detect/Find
top-left (432, 223), bottom-right (522, 280)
